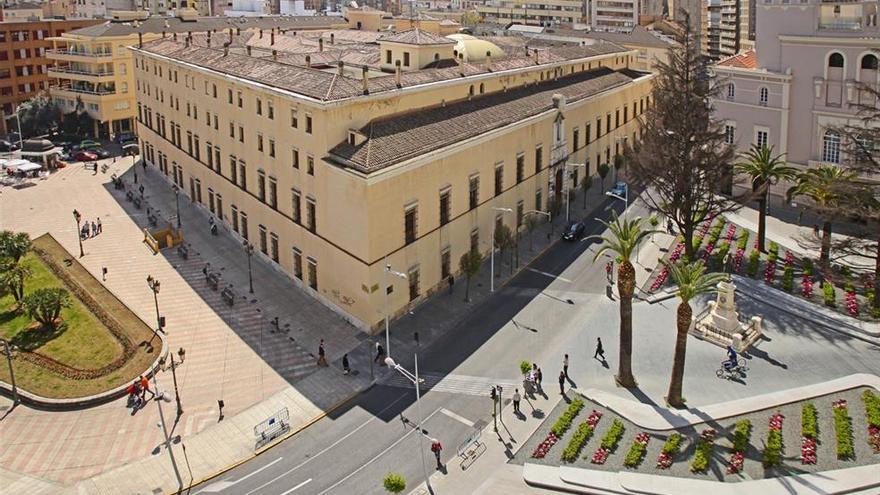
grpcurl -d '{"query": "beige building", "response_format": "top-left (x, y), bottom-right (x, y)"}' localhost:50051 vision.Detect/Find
top-left (475, 0), bottom-right (585, 26)
top-left (133, 28), bottom-right (653, 331)
top-left (46, 14), bottom-right (345, 138)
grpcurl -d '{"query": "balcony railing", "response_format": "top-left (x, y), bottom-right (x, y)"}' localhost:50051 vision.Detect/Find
top-left (818, 16), bottom-right (862, 30)
top-left (48, 67), bottom-right (114, 77)
top-left (46, 48), bottom-right (113, 58)
top-left (54, 85), bottom-right (115, 95)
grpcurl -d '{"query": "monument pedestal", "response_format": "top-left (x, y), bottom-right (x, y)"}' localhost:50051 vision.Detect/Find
top-left (693, 280), bottom-right (762, 352)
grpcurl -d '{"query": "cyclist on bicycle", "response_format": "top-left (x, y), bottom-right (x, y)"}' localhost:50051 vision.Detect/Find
top-left (723, 345), bottom-right (738, 370)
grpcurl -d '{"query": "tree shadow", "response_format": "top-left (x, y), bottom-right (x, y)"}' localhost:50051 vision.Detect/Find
top-left (9, 321), bottom-right (68, 351)
top-left (0, 309), bottom-right (19, 327)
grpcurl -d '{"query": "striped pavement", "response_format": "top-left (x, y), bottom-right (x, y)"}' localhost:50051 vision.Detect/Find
top-left (381, 372), bottom-right (522, 398)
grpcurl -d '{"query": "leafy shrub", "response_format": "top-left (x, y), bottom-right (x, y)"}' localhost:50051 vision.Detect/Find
top-left (762, 413), bottom-right (785, 467)
top-left (823, 282), bottom-right (836, 307)
top-left (802, 258), bottom-right (813, 276)
top-left (662, 433), bottom-right (682, 454)
top-left (650, 216), bottom-right (659, 227)
top-left (781, 265), bottom-right (794, 292)
top-left (520, 360), bottom-right (532, 375)
top-left (833, 399), bottom-right (854, 459)
top-left (600, 419), bottom-right (626, 451)
top-left (561, 410), bottom-right (602, 462)
top-left (383, 473), bottom-right (406, 494)
top-left (690, 429), bottom-right (716, 473)
top-left (802, 403), bottom-right (818, 440)
top-left (864, 390), bottom-right (880, 427)
top-left (550, 398), bottom-right (584, 437)
top-left (731, 419), bottom-right (752, 453)
top-left (746, 250), bottom-right (761, 278)
top-left (768, 242), bottom-right (779, 259)
top-left (623, 433), bottom-right (650, 468)
top-left (737, 231), bottom-right (749, 250)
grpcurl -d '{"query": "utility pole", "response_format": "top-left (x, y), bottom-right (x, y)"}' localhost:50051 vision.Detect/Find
top-left (2, 340), bottom-right (17, 405)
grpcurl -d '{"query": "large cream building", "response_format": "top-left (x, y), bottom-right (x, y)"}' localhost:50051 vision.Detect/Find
top-left (133, 28), bottom-right (654, 330)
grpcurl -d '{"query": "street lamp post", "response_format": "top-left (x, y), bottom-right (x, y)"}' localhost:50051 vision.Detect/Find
top-left (72, 209), bottom-right (84, 258)
top-left (490, 207), bottom-right (512, 292)
top-left (384, 355), bottom-right (432, 493)
top-left (150, 371), bottom-right (184, 491)
top-left (243, 241), bottom-right (254, 294)
top-left (2, 339), bottom-right (17, 405)
top-left (605, 187), bottom-right (628, 220)
top-left (159, 347), bottom-right (186, 420)
top-left (172, 184), bottom-right (181, 228)
top-left (146, 275), bottom-right (163, 336)
top-left (383, 257), bottom-right (408, 362)
top-left (564, 163), bottom-right (587, 224)
top-left (11, 109), bottom-right (24, 149)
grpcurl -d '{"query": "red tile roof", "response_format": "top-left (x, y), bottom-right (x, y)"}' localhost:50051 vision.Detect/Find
top-left (717, 49), bottom-right (757, 69)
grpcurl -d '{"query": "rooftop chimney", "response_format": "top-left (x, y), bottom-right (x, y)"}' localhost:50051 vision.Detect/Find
top-left (486, 50), bottom-right (492, 72)
top-left (337, 61), bottom-right (344, 76)
top-left (185, 36), bottom-right (190, 48)
top-left (207, 37), bottom-right (211, 47)
top-left (305, 55), bottom-right (311, 68)
top-left (395, 60), bottom-right (401, 88)
top-left (162, 30), bottom-right (166, 38)
top-left (534, 48), bottom-right (539, 65)
top-left (173, 32), bottom-right (177, 41)
top-left (259, 29), bottom-right (263, 39)
top-left (361, 66), bottom-right (369, 95)
top-left (138, 32), bottom-right (143, 48)
top-left (319, 38), bottom-right (323, 52)
top-left (237, 27), bottom-right (241, 35)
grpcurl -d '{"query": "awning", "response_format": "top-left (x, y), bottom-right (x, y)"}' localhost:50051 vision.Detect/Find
top-left (15, 162), bottom-right (42, 172)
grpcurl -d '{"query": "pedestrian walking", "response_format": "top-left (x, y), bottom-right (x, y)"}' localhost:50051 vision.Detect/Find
top-left (512, 388), bottom-right (521, 413)
top-left (536, 366), bottom-right (543, 389)
top-left (430, 439), bottom-right (443, 470)
top-left (666, 219), bottom-right (674, 235)
top-left (558, 371), bottom-right (566, 395)
top-left (91, 221), bottom-right (97, 237)
top-left (447, 274), bottom-right (454, 294)
top-left (134, 170), bottom-right (138, 183)
top-left (594, 337), bottom-right (605, 361)
top-left (342, 353), bottom-right (350, 375)
top-left (317, 339), bottom-right (327, 366)
top-left (140, 375), bottom-right (154, 399)
top-left (374, 342), bottom-right (385, 363)
top-left (142, 160), bottom-right (147, 171)
top-left (813, 224), bottom-right (820, 238)
top-left (97, 217), bottom-right (102, 234)
top-left (605, 260), bottom-right (614, 284)
top-left (563, 354), bottom-right (569, 378)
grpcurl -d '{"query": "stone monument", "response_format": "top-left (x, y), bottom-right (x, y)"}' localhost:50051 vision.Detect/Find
top-left (692, 278), bottom-right (762, 352)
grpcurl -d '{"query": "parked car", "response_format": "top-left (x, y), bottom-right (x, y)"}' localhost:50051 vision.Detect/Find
top-left (609, 181), bottom-right (627, 198)
top-left (72, 150), bottom-right (98, 161)
top-left (0, 139), bottom-right (19, 152)
top-left (79, 139), bottom-right (101, 149)
top-left (91, 148), bottom-right (111, 159)
top-left (114, 132), bottom-right (137, 144)
top-left (562, 221), bottom-right (586, 241)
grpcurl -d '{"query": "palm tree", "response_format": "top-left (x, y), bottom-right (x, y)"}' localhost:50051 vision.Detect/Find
top-left (787, 165), bottom-right (856, 265)
top-left (0, 230), bottom-right (31, 264)
top-left (588, 212), bottom-right (655, 388)
top-left (735, 145), bottom-right (797, 252)
top-left (664, 260), bottom-right (726, 408)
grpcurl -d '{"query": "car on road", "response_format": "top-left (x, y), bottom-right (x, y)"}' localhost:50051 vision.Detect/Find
top-left (562, 221), bottom-right (586, 241)
top-left (0, 139), bottom-right (19, 152)
top-left (72, 150), bottom-right (98, 161)
top-left (79, 139), bottom-right (100, 149)
top-left (609, 181), bottom-right (627, 198)
top-left (91, 148), bottom-right (111, 159)
top-left (114, 132), bottom-right (137, 144)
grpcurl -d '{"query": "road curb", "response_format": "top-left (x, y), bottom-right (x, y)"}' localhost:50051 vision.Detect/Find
top-left (171, 380), bottom-right (376, 494)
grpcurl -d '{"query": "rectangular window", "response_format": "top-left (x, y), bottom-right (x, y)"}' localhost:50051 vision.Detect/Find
top-left (269, 178), bottom-right (277, 209)
top-left (516, 153), bottom-right (525, 183)
top-left (267, 101), bottom-right (274, 120)
top-left (239, 126), bottom-right (244, 143)
top-left (307, 258), bottom-right (318, 290)
top-left (227, 88), bottom-right (233, 104)
top-left (306, 199), bottom-right (316, 234)
top-left (230, 155), bottom-right (238, 183)
top-left (270, 233), bottom-right (279, 263)
top-left (439, 189), bottom-right (450, 226)
top-left (408, 266), bottom-right (419, 301)
top-left (292, 190), bottom-right (301, 223)
top-left (240, 212), bottom-right (249, 240)
top-left (307, 155), bottom-right (314, 175)
top-left (516, 200), bottom-right (524, 228)
top-left (293, 248), bottom-right (303, 280)
top-left (194, 136), bottom-right (200, 161)
top-left (239, 161), bottom-right (247, 190)
top-left (231, 205), bottom-right (239, 232)
top-left (259, 225), bottom-right (268, 254)
top-left (187, 131), bottom-right (193, 155)
top-left (290, 109), bottom-right (298, 128)
top-left (237, 91), bottom-right (243, 108)
top-left (615, 108), bottom-right (620, 128)
top-left (256, 98), bottom-right (262, 115)
top-left (469, 175), bottom-right (479, 210)
top-left (494, 163), bottom-right (504, 196)
top-left (229, 122), bottom-right (235, 138)
top-left (305, 114), bottom-right (312, 134)
top-left (269, 139), bottom-right (275, 158)
top-left (257, 133), bottom-right (264, 152)
top-left (292, 148), bottom-right (300, 169)
top-left (386, 50), bottom-right (392, 63)
top-left (535, 145), bottom-right (543, 173)
top-left (756, 130), bottom-right (768, 149)
top-left (724, 125), bottom-right (735, 145)
top-left (404, 205), bottom-right (418, 245)
top-left (206, 142), bottom-right (213, 169)
top-left (535, 189), bottom-right (542, 212)
top-left (606, 114), bottom-right (612, 133)
top-left (215, 147), bottom-right (221, 173)
top-left (441, 249), bottom-right (451, 280)
top-left (403, 52), bottom-right (410, 67)
top-left (573, 128), bottom-right (580, 151)
top-left (257, 172), bottom-right (266, 202)
top-left (596, 117), bottom-right (602, 139)
top-left (623, 106), bottom-right (628, 123)
top-left (208, 188), bottom-right (215, 214)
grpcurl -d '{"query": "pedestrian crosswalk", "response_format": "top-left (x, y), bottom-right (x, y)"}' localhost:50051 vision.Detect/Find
top-left (381, 372), bottom-right (522, 397)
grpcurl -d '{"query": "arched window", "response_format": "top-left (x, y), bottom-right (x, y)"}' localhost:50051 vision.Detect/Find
top-left (759, 87), bottom-right (768, 106)
top-left (828, 52), bottom-right (844, 68)
top-left (479, 83), bottom-right (484, 94)
top-left (726, 83), bottom-right (735, 100)
top-left (861, 54), bottom-right (879, 70)
top-left (822, 130), bottom-right (841, 163)
top-left (468, 85), bottom-right (474, 97)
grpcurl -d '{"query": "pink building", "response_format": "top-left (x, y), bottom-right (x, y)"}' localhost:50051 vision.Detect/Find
top-left (712, 0), bottom-right (879, 195)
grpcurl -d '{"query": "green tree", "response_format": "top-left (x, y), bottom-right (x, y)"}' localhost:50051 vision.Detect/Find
top-left (582, 174), bottom-right (593, 209)
top-left (525, 215), bottom-right (539, 251)
top-left (494, 224), bottom-right (513, 274)
top-left (598, 163), bottom-right (610, 192)
top-left (382, 473), bottom-right (406, 494)
top-left (735, 145), bottom-right (797, 252)
top-left (0, 261), bottom-right (32, 303)
top-left (20, 287), bottom-right (70, 328)
top-left (0, 230), bottom-right (31, 264)
top-left (786, 165), bottom-right (856, 265)
top-left (459, 248), bottom-right (482, 302)
top-left (664, 260), bottom-right (726, 407)
top-left (61, 98), bottom-right (96, 137)
top-left (588, 212), bottom-right (655, 387)
top-left (12, 94), bottom-right (61, 138)
top-left (460, 11), bottom-right (480, 25)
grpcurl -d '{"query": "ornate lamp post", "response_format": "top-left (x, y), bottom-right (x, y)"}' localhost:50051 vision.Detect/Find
top-left (146, 275), bottom-right (163, 336)
top-left (244, 241), bottom-right (254, 294)
top-left (172, 184), bottom-right (181, 228)
top-left (73, 209), bottom-right (84, 257)
top-left (159, 347), bottom-right (186, 420)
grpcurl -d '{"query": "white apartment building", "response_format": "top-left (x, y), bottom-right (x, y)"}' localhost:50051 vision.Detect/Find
top-left (591, 0), bottom-right (638, 31)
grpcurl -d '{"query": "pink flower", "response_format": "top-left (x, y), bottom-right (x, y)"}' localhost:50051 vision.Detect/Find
top-left (784, 251), bottom-right (794, 267)
top-left (768, 413), bottom-right (784, 431)
top-left (726, 451), bottom-right (745, 474)
top-left (531, 433), bottom-right (558, 458)
top-left (635, 432), bottom-right (650, 445)
top-left (764, 261), bottom-right (777, 284)
top-left (802, 276), bottom-right (813, 298)
top-left (833, 399), bottom-right (848, 410)
top-left (734, 248), bottom-right (745, 273)
top-left (868, 425), bottom-right (880, 453)
top-left (587, 410), bottom-right (603, 427)
top-left (656, 452), bottom-right (673, 469)
top-left (845, 291), bottom-right (859, 317)
top-left (591, 447), bottom-right (610, 464)
top-left (700, 428), bottom-right (717, 441)
top-left (801, 437), bottom-right (817, 464)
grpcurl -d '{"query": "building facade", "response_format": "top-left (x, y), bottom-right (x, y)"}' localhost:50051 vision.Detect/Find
top-left (0, 17), bottom-right (103, 133)
top-left (133, 29), bottom-right (653, 330)
top-left (703, 0), bottom-right (752, 61)
top-left (712, 0), bottom-right (879, 196)
top-left (475, 0), bottom-right (586, 26)
top-left (591, 0), bottom-right (639, 32)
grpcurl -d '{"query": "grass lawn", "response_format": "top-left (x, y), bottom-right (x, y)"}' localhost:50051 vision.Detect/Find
top-left (0, 234), bottom-right (156, 399)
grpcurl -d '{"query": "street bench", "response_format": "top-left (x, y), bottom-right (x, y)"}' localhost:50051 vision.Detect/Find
top-left (84, 163), bottom-right (97, 171)
top-left (207, 272), bottom-right (221, 291)
top-left (221, 285), bottom-right (235, 306)
top-left (177, 243), bottom-right (189, 259)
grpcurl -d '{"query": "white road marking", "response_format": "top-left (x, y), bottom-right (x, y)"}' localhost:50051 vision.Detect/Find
top-left (233, 457), bottom-right (284, 484)
top-left (526, 267), bottom-right (572, 283)
top-left (439, 408), bottom-right (474, 427)
top-left (197, 481), bottom-right (234, 493)
top-left (316, 408), bottom-right (443, 495)
top-left (279, 479), bottom-right (312, 495)
top-left (243, 392), bottom-right (409, 495)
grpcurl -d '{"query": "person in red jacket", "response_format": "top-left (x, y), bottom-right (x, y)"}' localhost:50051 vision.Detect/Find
top-left (430, 439), bottom-right (443, 470)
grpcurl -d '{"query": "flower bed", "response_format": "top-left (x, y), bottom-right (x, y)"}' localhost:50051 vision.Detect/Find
top-left (561, 410), bottom-right (602, 462)
top-left (845, 290), bottom-right (859, 317)
top-left (762, 412), bottom-right (785, 467)
top-left (650, 243), bottom-right (685, 292)
top-left (550, 398), bottom-right (584, 437)
top-left (764, 260), bottom-right (777, 285)
top-left (823, 282), bottom-right (836, 308)
top-left (623, 432), bottom-right (651, 468)
top-left (690, 428), bottom-right (716, 473)
top-left (801, 403), bottom-right (818, 464)
top-left (726, 419), bottom-right (751, 474)
top-left (833, 399), bottom-right (854, 460)
top-left (802, 275), bottom-right (814, 298)
top-left (531, 432), bottom-right (559, 459)
top-left (656, 432), bottom-right (682, 469)
top-left (746, 250), bottom-right (761, 278)
top-left (863, 390), bottom-right (880, 453)
top-left (781, 265), bottom-right (794, 292)
top-left (591, 419), bottom-right (625, 464)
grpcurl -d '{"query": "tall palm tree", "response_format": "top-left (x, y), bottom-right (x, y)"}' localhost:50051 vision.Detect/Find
top-left (664, 260), bottom-right (726, 408)
top-left (735, 145), bottom-right (797, 253)
top-left (588, 212), bottom-right (655, 388)
top-left (787, 166), bottom-right (856, 265)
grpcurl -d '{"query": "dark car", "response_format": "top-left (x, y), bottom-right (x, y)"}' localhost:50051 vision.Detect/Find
top-left (562, 221), bottom-right (585, 241)
top-left (114, 132), bottom-right (137, 144)
top-left (609, 181), bottom-right (627, 198)
top-left (72, 150), bottom-right (98, 161)
top-left (91, 148), bottom-right (111, 159)
top-left (0, 139), bottom-right (18, 152)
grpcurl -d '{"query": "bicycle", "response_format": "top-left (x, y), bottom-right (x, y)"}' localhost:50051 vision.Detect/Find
top-left (716, 357), bottom-right (748, 379)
